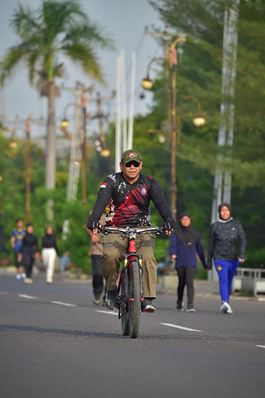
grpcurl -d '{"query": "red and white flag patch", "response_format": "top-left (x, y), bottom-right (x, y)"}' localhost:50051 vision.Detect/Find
top-left (100, 182), bottom-right (107, 189)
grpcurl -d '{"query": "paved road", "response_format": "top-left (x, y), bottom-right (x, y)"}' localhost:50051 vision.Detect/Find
top-left (0, 273), bottom-right (265, 398)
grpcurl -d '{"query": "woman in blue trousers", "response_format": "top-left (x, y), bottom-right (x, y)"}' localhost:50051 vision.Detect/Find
top-left (208, 202), bottom-right (247, 314)
top-left (170, 213), bottom-right (208, 312)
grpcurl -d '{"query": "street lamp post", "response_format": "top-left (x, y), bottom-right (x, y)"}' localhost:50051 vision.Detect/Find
top-left (81, 94), bottom-right (87, 205)
top-left (169, 38), bottom-right (186, 220)
top-left (25, 118), bottom-right (31, 223)
top-left (142, 40), bottom-right (207, 220)
top-left (142, 39), bottom-right (186, 219)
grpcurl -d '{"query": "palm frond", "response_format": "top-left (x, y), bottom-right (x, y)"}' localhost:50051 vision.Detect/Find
top-left (64, 22), bottom-right (114, 50)
top-left (10, 4), bottom-right (40, 40)
top-left (0, 43), bottom-right (31, 87)
top-left (62, 42), bottom-right (105, 83)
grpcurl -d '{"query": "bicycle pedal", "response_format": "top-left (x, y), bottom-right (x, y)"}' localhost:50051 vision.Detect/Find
top-left (141, 309), bottom-right (155, 313)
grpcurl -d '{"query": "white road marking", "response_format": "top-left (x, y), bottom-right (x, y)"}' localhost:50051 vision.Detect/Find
top-left (255, 345), bottom-right (265, 349)
top-left (0, 291), bottom-right (7, 294)
top-left (160, 323), bottom-right (202, 332)
top-left (51, 301), bottom-right (76, 307)
top-left (96, 310), bottom-right (118, 316)
top-left (18, 294), bottom-right (38, 300)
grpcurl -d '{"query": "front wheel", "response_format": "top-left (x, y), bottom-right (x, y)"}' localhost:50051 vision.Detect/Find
top-left (120, 277), bottom-right (129, 336)
top-left (128, 261), bottom-right (141, 338)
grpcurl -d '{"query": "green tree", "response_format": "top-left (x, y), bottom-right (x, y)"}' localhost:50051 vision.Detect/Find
top-left (0, 0), bottom-right (114, 190)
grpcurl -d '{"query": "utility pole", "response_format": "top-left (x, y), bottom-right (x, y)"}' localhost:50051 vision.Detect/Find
top-left (209, 1), bottom-right (239, 281)
top-left (96, 91), bottom-right (115, 145)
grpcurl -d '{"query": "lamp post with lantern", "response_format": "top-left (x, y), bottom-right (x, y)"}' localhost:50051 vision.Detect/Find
top-left (142, 38), bottom-right (206, 219)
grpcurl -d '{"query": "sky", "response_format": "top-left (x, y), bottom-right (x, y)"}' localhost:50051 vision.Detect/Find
top-left (0, 0), bottom-right (165, 137)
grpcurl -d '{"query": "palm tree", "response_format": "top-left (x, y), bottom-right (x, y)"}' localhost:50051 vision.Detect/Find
top-left (0, 0), bottom-right (113, 190)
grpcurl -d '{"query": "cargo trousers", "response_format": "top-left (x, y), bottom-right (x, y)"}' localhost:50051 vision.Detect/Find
top-left (101, 229), bottom-right (157, 298)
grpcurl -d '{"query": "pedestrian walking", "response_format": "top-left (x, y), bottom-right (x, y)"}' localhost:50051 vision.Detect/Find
top-left (170, 212), bottom-right (208, 312)
top-left (11, 218), bottom-right (26, 280)
top-left (41, 226), bottom-right (58, 284)
top-left (208, 202), bottom-right (247, 314)
top-left (18, 223), bottom-right (39, 284)
top-left (86, 211), bottom-right (106, 305)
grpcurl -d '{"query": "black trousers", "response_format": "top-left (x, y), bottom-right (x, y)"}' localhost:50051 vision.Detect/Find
top-left (23, 253), bottom-right (35, 278)
top-left (91, 255), bottom-right (104, 297)
top-left (14, 251), bottom-right (22, 268)
top-left (176, 266), bottom-right (196, 305)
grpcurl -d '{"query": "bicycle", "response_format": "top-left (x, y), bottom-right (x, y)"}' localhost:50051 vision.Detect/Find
top-left (100, 225), bottom-right (164, 338)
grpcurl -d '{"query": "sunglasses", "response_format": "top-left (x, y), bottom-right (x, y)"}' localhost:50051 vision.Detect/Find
top-left (125, 161), bottom-right (140, 168)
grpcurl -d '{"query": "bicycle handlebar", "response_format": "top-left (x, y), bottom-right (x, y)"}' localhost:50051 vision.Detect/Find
top-left (99, 225), bottom-right (165, 236)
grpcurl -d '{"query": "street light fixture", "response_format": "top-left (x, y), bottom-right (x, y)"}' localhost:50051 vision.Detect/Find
top-left (179, 95), bottom-right (206, 127)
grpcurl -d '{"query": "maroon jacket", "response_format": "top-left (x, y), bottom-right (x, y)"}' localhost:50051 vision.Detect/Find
top-left (87, 172), bottom-right (175, 229)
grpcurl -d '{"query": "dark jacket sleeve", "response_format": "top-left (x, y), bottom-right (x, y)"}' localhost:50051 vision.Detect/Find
top-left (149, 178), bottom-right (176, 229)
top-left (169, 232), bottom-right (177, 256)
top-left (87, 176), bottom-right (114, 230)
top-left (196, 235), bottom-right (207, 269)
top-left (238, 222), bottom-right (247, 259)
top-left (207, 223), bottom-right (215, 268)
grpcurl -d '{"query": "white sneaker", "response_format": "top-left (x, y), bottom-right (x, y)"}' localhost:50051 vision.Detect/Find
top-left (46, 278), bottom-right (53, 284)
top-left (227, 305), bottom-right (233, 314)
top-left (21, 273), bottom-right (26, 279)
top-left (24, 278), bottom-right (33, 284)
top-left (16, 274), bottom-right (21, 280)
top-left (220, 301), bottom-right (232, 314)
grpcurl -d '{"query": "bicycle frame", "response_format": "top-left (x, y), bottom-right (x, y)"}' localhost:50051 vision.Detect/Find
top-left (100, 226), bottom-right (164, 319)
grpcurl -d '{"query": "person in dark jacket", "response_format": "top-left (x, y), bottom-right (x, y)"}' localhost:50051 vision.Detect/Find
top-left (208, 202), bottom-right (246, 314)
top-left (18, 223), bottom-right (39, 284)
top-left (170, 213), bottom-right (208, 312)
top-left (41, 226), bottom-right (58, 284)
top-left (87, 149), bottom-right (176, 312)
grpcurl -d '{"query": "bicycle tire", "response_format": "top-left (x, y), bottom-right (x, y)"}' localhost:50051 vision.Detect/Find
top-left (120, 279), bottom-right (129, 336)
top-left (128, 261), bottom-right (141, 338)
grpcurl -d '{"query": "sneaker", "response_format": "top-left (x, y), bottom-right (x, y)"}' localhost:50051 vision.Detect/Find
top-left (141, 298), bottom-right (156, 312)
top-left (227, 306), bottom-right (233, 314)
top-left (24, 278), bottom-right (33, 284)
top-left (176, 301), bottom-right (184, 312)
top-left (220, 301), bottom-right (232, 314)
top-left (93, 296), bottom-right (101, 306)
top-left (186, 304), bottom-right (196, 313)
top-left (46, 278), bottom-right (53, 284)
top-left (16, 274), bottom-right (21, 280)
top-left (105, 289), bottom-right (118, 310)
top-left (21, 273), bottom-right (26, 279)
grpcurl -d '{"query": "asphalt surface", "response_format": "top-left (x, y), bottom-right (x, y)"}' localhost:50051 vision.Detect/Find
top-left (0, 272), bottom-right (265, 398)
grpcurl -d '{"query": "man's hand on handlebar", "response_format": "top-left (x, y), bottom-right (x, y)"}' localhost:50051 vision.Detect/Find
top-left (163, 221), bottom-right (176, 236)
top-left (87, 220), bottom-right (101, 235)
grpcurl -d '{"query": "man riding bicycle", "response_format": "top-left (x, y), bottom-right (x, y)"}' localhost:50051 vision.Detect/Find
top-left (87, 149), bottom-right (176, 312)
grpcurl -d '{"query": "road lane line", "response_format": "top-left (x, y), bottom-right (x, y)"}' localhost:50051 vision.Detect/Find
top-left (160, 323), bottom-right (202, 332)
top-left (18, 294), bottom-right (38, 300)
top-left (256, 345), bottom-right (265, 349)
top-left (51, 301), bottom-right (77, 307)
top-left (96, 310), bottom-right (118, 316)
top-left (0, 291), bottom-right (7, 294)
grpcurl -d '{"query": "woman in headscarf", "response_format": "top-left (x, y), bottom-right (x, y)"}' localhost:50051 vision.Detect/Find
top-left (170, 213), bottom-right (208, 312)
top-left (208, 202), bottom-right (246, 314)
